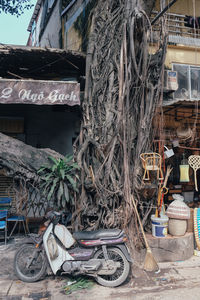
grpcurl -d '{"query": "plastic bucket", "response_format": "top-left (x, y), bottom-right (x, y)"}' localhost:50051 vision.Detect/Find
top-left (151, 214), bottom-right (169, 238)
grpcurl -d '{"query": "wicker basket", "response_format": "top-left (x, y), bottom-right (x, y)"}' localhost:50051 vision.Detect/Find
top-left (166, 196), bottom-right (190, 220)
top-left (168, 218), bottom-right (187, 236)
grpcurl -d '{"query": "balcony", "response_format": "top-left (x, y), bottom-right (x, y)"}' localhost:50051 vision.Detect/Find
top-left (151, 11), bottom-right (200, 47)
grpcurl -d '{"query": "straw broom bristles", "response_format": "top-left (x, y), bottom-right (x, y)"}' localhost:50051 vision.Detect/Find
top-left (131, 195), bottom-right (159, 272)
top-left (144, 247), bottom-right (159, 272)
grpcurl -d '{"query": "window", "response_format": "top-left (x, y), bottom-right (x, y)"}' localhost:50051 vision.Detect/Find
top-left (40, 0), bottom-right (56, 32)
top-left (48, 0), bottom-right (56, 10)
top-left (31, 21), bottom-right (36, 46)
top-left (40, 0), bottom-right (48, 31)
top-left (173, 64), bottom-right (200, 100)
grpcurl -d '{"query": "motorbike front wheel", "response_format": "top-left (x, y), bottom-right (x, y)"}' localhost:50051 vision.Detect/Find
top-left (94, 247), bottom-right (130, 287)
top-left (14, 244), bottom-right (47, 283)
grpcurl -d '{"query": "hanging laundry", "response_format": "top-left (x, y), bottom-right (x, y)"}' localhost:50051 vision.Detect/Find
top-left (184, 15), bottom-right (200, 29)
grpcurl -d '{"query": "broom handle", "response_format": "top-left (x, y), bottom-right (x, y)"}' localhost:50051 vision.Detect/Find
top-left (157, 166), bottom-right (173, 217)
top-left (131, 195), bottom-right (150, 250)
top-left (155, 185), bottom-right (162, 218)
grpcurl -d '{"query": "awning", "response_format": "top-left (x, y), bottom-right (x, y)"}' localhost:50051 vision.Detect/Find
top-left (163, 97), bottom-right (200, 107)
top-left (0, 79), bottom-right (80, 106)
top-left (0, 45), bottom-right (85, 80)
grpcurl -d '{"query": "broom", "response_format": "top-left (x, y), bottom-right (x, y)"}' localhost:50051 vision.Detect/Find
top-left (131, 195), bottom-right (159, 272)
top-left (155, 165), bottom-right (173, 218)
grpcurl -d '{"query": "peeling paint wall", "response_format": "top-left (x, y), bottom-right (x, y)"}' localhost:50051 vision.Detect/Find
top-left (166, 0), bottom-right (199, 16)
top-left (39, 0), bottom-right (61, 48)
top-left (166, 45), bottom-right (200, 68)
top-left (62, 0), bottom-right (96, 52)
top-left (28, 0), bottom-right (62, 48)
top-left (155, 0), bottom-right (200, 15)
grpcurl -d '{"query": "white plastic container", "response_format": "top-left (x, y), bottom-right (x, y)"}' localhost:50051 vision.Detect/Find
top-left (151, 215), bottom-right (169, 238)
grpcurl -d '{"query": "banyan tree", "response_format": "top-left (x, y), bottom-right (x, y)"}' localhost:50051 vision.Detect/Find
top-left (73, 0), bottom-right (168, 250)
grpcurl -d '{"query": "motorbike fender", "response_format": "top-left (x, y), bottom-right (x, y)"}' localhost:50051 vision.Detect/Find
top-left (18, 236), bottom-right (52, 275)
top-left (43, 223), bottom-right (74, 275)
top-left (18, 235), bottom-right (41, 245)
top-left (115, 244), bottom-right (133, 263)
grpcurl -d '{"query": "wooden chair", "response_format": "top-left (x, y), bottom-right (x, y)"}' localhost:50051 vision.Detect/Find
top-left (140, 152), bottom-right (163, 181)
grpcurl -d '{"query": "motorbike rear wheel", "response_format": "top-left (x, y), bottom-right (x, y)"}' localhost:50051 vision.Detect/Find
top-left (94, 247), bottom-right (130, 287)
top-left (14, 244), bottom-right (47, 283)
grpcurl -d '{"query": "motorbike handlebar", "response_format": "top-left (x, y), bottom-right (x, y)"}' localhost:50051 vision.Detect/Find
top-left (45, 210), bottom-right (72, 226)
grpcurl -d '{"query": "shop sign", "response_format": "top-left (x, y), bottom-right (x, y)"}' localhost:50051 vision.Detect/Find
top-left (0, 79), bottom-right (80, 106)
top-left (165, 71), bottom-right (178, 91)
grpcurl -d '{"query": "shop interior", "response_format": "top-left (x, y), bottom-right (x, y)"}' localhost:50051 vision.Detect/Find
top-left (154, 101), bottom-right (200, 210)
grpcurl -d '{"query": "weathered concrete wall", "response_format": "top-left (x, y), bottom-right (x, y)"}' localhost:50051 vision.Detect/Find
top-left (62, 0), bottom-right (91, 51)
top-left (155, 0), bottom-right (200, 15)
top-left (40, 0), bottom-right (61, 48)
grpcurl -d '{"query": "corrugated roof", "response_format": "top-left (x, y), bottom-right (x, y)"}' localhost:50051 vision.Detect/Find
top-left (0, 44), bottom-right (86, 80)
top-left (163, 97), bottom-right (200, 106)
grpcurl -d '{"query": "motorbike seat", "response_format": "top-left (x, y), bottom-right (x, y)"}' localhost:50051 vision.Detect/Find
top-left (73, 229), bottom-right (123, 240)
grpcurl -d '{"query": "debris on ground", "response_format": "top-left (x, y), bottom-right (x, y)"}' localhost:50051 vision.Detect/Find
top-left (63, 277), bottom-right (95, 295)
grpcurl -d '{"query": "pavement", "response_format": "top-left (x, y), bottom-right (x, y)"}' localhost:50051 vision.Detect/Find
top-left (1, 236), bottom-right (200, 300)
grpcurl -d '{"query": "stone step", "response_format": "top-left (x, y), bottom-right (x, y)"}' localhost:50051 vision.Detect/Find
top-left (146, 232), bottom-right (194, 262)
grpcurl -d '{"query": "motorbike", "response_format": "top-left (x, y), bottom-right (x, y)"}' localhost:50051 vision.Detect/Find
top-left (14, 211), bottom-right (132, 287)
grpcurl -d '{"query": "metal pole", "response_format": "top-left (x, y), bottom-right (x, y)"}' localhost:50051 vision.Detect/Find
top-left (151, 0), bottom-right (178, 25)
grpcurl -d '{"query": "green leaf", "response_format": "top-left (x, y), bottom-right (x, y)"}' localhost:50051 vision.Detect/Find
top-left (63, 182), bottom-right (69, 202)
top-left (41, 173), bottom-right (53, 181)
top-left (66, 174), bottom-right (75, 186)
top-left (70, 162), bottom-right (80, 169)
top-left (37, 166), bottom-right (47, 173)
top-left (47, 178), bottom-right (58, 201)
top-left (61, 195), bottom-right (66, 208)
top-left (63, 277), bottom-right (94, 295)
top-left (49, 156), bottom-right (58, 164)
top-left (60, 169), bottom-right (65, 180)
top-left (64, 154), bottom-right (73, 163)
top-left (57, 181), bottom-right (64, 201)
top-left (40, 179), bottom-right (52, 191)
top-left (57, 196), bottom-right (61, 208)
top-left (70, 195), bottom-right (75, 205)
top-left (40, 181), bottom-right (48, 189)
top-left (51, 164), bottom-right (57, 172)
top-left (74, 174), bottom-right (80, 181)
top-left (66, 175), bottom-right (78, 192)
top-left (38, 154), bottom-right (79, 207)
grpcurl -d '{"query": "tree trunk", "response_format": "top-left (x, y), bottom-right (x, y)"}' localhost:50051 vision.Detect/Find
top-left (74, 0), bottom-right (167, 251)
top-left (0, 132), bottom-right (63, 181)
